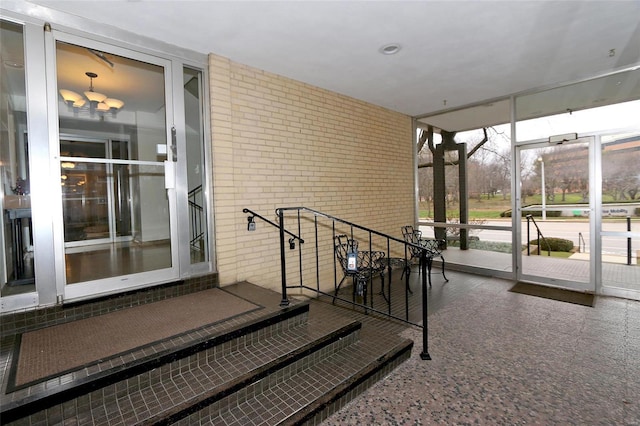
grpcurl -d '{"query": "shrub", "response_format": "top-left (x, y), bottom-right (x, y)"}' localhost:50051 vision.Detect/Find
top-left (528, 237), bottom-right (573, 252)
top-left (445, 218), bottom-right (486, 237)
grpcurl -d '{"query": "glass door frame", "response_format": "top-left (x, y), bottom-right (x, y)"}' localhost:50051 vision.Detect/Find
top-left (0, 16), bottom-right (52, 312)
top-left (514, 136), bottom-right (597, 293)
top-left (46, 30), bottom-right (180, 301)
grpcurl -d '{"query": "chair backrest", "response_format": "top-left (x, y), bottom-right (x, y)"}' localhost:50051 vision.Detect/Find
top-left (402, 225), bottom-right (422, 259)
top-left (401, 225), bottom-right (420, 243)
top-left (403, 225), bottom-right (445, 258)
top-left (402, 225), bottom-right (423, 256)
top-left (422, 238), bottom-right (444, 256)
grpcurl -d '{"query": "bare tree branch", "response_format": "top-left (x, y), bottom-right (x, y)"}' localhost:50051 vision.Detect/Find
top-left (418, 127), bottom-right (489, 168)
top-left (417, 129), bottom-right (428, 153)
top-left (465, 127), bottom-right (488, 157)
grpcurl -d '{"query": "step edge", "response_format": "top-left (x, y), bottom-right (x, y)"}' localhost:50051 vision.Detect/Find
top-left (143, 320), bottom-right (363, 426)
top-left (280, 337), bottom-right (414, 426)
top-left (192, 337), bottom-right (414, 426)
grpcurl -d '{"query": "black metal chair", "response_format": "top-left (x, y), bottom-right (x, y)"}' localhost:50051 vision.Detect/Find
top-left (421, 237), bottom-right (448, 283)
top-left (401, 225), bottom-right (448, 286)
top-left (333, 234), bottom-right (386, 309)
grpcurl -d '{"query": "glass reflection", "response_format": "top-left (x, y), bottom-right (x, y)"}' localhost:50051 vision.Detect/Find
top-left (1, 20), bottom-right (35, 296)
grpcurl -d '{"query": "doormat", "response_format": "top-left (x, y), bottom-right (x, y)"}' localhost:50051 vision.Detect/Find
top-left (509, 282), bottom-right (595, 307)
top-left (8, 288), bottom-right (262, 390)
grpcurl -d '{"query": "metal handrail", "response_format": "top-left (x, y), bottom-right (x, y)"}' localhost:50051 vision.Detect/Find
top-left (525, 214), bottom-right (551, 256)
top-left (276, 206), bottom-right (409, 246)
top-left (242, 208), bottom-right (305, 244)
top-left (243, 206), bottom-right (433, 360)
top-left (578, 232), bottom-right (586, 253)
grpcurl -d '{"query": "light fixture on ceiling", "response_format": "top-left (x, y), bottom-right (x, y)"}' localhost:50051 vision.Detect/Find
top-left (379, 43), bottom-right (402, 55)
top-left (59, 72), bottom-right (124, 116)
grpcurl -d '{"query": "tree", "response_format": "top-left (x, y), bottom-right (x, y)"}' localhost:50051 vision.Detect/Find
top-left (538, 145), bottom-right (589, 203)
top-left (416, 125), bottom-right (511, 215)
top-left (602, 147), bottom-right (640, 201)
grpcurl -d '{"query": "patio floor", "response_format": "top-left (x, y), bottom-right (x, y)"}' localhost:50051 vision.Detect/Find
top-left (324, 268), bottom-right (640, 425)
top-left (438, 246), bottom-right (640, 294)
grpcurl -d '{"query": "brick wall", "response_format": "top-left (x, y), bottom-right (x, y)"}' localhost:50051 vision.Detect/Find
top-left (209, 53), bottom-right (415, 293)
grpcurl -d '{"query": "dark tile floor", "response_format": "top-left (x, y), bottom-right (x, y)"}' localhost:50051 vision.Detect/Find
top-left (323, 270), bottom-right (640, 425)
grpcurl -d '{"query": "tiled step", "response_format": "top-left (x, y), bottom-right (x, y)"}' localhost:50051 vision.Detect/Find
top-left (191, 335), bottom-right (414, 425)
top-left (2, 301), bottom-right (312, 424)
top-left (139, 317), bottom-right (362, 425)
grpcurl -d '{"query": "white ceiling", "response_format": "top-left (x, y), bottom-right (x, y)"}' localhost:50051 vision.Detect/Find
top-left (6, 1), bottom-right (640, 128)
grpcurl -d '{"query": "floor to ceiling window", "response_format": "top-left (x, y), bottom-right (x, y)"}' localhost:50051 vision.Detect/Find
top-left (515, 70), bottom-right (640, 299)
top-left (416, 68), bottom-right (640, 300)
top-left (183, 67), bottom-right (209, 265)
top-left (0, 19), bottom-right (34, 300)
top-left (415, 104), bottom-right (514, 277)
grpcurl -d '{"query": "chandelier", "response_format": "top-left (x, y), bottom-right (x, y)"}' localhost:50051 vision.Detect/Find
top-left (59, 72), bottom-right (124, 116)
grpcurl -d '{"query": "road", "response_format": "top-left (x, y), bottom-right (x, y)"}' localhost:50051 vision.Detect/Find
top-left (420, 219), bottom-right (640, 256)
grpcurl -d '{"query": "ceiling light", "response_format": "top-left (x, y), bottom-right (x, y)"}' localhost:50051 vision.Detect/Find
top-left (104, 98), bottom-right (124, 109)
top-left (379, 43), bottom-right (402, 55)
top-left (59, 89), bottom-right (82, 105)
top-left (59, 71), bottom-right (124, 117)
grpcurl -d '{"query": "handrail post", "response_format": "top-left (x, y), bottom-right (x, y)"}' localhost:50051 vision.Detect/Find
top-left (627, 216), bottom-right (632, 266)
top-left (527, 214), bottom-right (551, 256)
top-left (278, 208), bottom-right (289, 307)
top-left (526, 215), bottom-right (531, 256)
top-left (419, 248), bottom-right (431, 360)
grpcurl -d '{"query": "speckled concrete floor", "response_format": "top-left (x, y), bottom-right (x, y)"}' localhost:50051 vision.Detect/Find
top-left (324, 275), bottom-right (640, 425)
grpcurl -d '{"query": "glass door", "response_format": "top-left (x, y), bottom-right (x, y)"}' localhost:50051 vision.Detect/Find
top-left (599, 132), bottom-right (640, 299)
top-left (516, 137), bottom-right (594, 292)
top-left (52, 34), bottom-right (179, 300)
